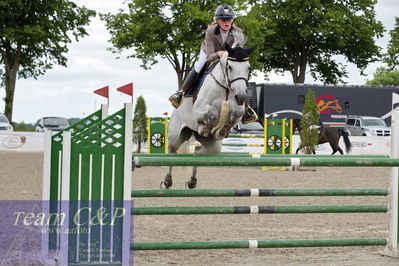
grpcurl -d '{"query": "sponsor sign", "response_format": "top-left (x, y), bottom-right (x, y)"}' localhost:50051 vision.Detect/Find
top-left (2, 135), bottom-right (26, 148)
top-left (315, 95), bottom-right (342, 114)
top-left (0, 132), bottom-right (44, 152)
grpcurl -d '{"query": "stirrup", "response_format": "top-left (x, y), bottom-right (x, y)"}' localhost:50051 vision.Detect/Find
top-left (242, 105), bottom-right (258, 124)
top-left (169, 91), bottom-right (183, 108)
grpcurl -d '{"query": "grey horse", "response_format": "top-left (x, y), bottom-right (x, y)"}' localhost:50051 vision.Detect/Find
top-left (161, 43), bottom-right (256, 189)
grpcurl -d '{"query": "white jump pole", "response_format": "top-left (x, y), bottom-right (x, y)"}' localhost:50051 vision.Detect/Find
top-left (40, 131), bottom-right (52, 264)
top-left (386, 108), bottom-right (399, 257)
top-left (59, 131), bottom-right (72, 266)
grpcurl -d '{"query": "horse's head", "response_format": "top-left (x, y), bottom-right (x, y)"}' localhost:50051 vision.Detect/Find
top-left (220, 43), bottom-right (257, 105)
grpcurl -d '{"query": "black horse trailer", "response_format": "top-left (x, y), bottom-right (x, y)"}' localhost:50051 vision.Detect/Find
top-left (247, 83), bottom-right (399, 127)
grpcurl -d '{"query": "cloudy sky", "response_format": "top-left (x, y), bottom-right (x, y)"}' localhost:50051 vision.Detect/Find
top-left (2, 0), bottom-right (399, 123)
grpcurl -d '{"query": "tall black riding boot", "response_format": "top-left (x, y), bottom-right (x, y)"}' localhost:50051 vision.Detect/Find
top-left (169, 69), bottom-right (198, 108)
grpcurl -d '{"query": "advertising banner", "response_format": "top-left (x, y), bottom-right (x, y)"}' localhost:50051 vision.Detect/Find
top-left (0, 132), bottom-right (44, 152)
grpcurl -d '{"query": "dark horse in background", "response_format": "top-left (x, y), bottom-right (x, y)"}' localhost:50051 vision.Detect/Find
top-left (293, 118), bottom-right (352, 155)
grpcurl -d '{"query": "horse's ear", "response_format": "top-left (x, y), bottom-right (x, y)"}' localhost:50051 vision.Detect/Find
top-left (245, 45), bottom-right (257, 55)
top-left (225, 42), bottom-right (233, 53)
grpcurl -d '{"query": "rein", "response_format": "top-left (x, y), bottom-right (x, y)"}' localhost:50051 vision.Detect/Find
top-left (206, 57), bottom-right (249, 101)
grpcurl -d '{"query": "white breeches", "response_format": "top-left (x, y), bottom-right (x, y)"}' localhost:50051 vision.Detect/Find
top-left (194, 49), bottom-right (207, 73)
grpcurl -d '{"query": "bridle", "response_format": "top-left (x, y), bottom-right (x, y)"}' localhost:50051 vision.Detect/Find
top-left (208, 57), bottom-right (249, 101)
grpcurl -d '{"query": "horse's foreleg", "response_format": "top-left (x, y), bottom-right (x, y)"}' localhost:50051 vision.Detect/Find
top-left (161, 166), bottom-right (173, 189)
top-left (194, 101), bottom-right (219, 136)
top-left (198, 122), bottom-right (211, 137)
top-left (186, 166), bottom-right (198, 189)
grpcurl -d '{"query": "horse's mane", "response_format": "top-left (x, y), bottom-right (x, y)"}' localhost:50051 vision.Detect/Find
top-left (231, 30), bottom-right (247, 48)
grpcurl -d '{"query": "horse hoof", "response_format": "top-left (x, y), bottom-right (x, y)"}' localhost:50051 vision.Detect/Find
top-left (185, 179), bottom-right (197, 189)
top-left (160, 181), bottom-right (172, 189)
top-left (201, 130), bottom-right (210, 137)
top-left (218, 125), bottom-right (230, 138)
top-left (198, 125), bottom-right (211, 137)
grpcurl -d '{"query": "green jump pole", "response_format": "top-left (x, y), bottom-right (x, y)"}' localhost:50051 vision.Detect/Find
top-left (221, 143), bottom-right (264, 147)
top-left (133, 156), bottom-right (399, 167)
top-left (131, 188), bottom-right (389, 198)
top-left (132, 205), bottom-right (388, 215)
top-left (227, 134), bottom-right (264, 138)
top-left (132, 153), bottom-right (389, 158)
top-left (131, 238), bottom-right (387, 250)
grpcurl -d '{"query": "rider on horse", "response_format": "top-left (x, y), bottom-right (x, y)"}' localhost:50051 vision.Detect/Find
top-left (168, 4), bottom-right (257, 124)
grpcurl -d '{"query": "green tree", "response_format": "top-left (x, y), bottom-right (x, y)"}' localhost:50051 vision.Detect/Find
top-left (12, 121), bottom-right (34, 132)
top-left (101, 0), bottom-right (257, 88)
top-left (0, 0), bottom-right (95, 122)
top-left (367, 17), bottom-right (399, 86)
top-left (133, 96), bottom-right (148, 153)
top-left (298, 88), bottom-right (319, 154)
top-left (366, 66), bottom-right (399, 86)
top-left (251, 0), bottom-right (384, 84)
top-left (384, 17), bottom-right (399, 70)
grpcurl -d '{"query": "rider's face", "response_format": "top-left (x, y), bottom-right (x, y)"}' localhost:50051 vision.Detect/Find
top-left (217, 18), bottom-right (233, 32)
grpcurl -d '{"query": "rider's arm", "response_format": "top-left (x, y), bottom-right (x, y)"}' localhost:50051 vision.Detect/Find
top-left (203, 25), bottom-right (220, 62)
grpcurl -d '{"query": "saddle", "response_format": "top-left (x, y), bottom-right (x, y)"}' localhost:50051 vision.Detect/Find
top-left (184, 61), bottom-right (219, 98)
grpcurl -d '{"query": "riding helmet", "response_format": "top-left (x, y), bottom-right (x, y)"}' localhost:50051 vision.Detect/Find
top-left (214, 4), bottom-right (235, 19)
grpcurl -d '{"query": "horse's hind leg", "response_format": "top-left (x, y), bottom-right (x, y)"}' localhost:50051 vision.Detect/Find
top-left (186, 166), bottom-right (197, 189)
top-left (161, 126), bottom-right (193, 189)
top-left (296, 143), bottom-right (302, 154)
top-left (185, 145), bottom-right (201, 189)
top-left (330, 142), bottom-right (343, 155)
top-left (161, 166), bottom-right (173, 189)
top-left (187, 133), bottom-right (222, 189)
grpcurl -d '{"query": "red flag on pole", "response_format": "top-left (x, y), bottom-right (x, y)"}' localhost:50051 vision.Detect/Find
top-left (163, 112), bottom-right (168, 116)
top-left (94, 86), bottom-right (109, 99)
top-left (117, 83), bottom-right (133, 96)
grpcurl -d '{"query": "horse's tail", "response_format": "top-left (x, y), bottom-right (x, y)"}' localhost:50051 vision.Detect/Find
top-left (292, 118), bottom-right (301, 134)
top-left (339, 129), bottom-right (352, 154)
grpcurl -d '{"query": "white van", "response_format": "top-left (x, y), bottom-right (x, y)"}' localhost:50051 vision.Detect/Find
top-left (35, 117), bottom-right (70, 132)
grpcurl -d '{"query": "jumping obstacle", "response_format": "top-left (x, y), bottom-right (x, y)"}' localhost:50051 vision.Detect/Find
top-left (42, 106), bottom-right (399, 265)
top-left (132, 238), bottom-right (388, 250)
top-left (147, 117), bottom-right (293, 154)
top-left (132, 152), bottom-right (389, 158)
top-left (130, 154), bottom-right (395, 250)
top-left (147, 117), bottom-right (168, 153)
top-left (228, 133), bottom-right (264, 138)
top-left (131, 187), bottom-right (390, 215)
top-left (133, 155), bottom-right (399, 167)
top-left (132, 205), bottom-right (388, 215)
top-left (192, 142), bottom-right (265, 147)
top-left (263, 118), bottom-right (292, 154)
top-left (42, 104), bottom-right (132, 266)
top-left (131, 188), bottom-right (389, 197)
top-left (130, 108), bottom-right (399, 256)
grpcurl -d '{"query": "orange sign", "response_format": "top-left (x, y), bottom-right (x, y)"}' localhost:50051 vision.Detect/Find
top-left (315, 95), bottom-right (342, 113)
